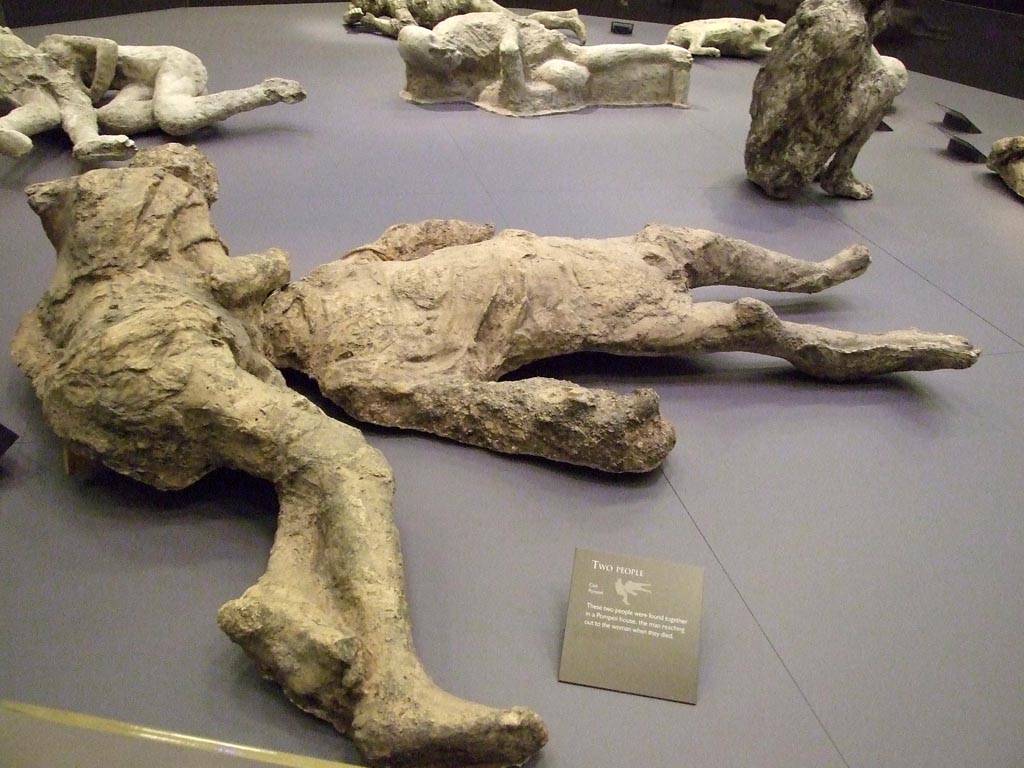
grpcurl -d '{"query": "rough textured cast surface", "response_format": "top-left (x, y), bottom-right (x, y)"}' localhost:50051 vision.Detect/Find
top-left (745, 0), bottom-right (907, 199)
top-left (261, 219), bottom-right (979, 473)
top-left (665, 15), bottom-right (785, 57)
top-left (987, 136), bottom-right (1024, 198)
top-left (1, 27), bottom-right (135, 161)
top-left (1, 28), bottom-right (305, 161)
top-left (344, 0), bottom-right (587, 43)
top-left (397, 13), bottom-right (691, 116)
top-left (10, 147), bottom-right (547, 768)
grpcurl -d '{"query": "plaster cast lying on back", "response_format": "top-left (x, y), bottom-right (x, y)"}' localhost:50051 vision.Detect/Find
top-left (0, 28), bottom-right (305, 161)
top-left (11, 146), bottom-right (546, 768)
top-left (261, 218), bottom-right (979, 474)
top-left (665, 15), bottom-right (785, 58)
top-left (39, 33), bottom-right (305, 138)
top-left (398, 12), bottom-right (692, 116)
top-left (344, 0), bottom-right (587, 42)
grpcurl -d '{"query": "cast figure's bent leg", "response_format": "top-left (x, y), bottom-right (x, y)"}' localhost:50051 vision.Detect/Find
top-left (583, 296), bottom-right (979, 381)
top-left (0, 92), bottom-right (60, 157)
top-left (149, 50), bottom-right (305, 136)
top-left (637, 224), bottom-right (870, 292)
top-left (195, 365), bottom-right (547, 767)
top-left (818, 54), bottom-right (907, 200)
top-left (97, 82), bottom-right (158, 134)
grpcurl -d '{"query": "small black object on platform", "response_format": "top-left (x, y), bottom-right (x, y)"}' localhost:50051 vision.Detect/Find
top-left (876, 120), bottom-right (894, 132)
top-left (0, 423), bottom-right (18, 458)
top-left (610, 20), bottom-right (634, 35)
top-left (945, 135), bottom-right (988, 163)
top-left (936, 103), bottom-right (982, 134)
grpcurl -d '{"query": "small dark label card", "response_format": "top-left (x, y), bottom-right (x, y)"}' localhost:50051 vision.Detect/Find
top-left (558, 547), bottom-right (704, 704)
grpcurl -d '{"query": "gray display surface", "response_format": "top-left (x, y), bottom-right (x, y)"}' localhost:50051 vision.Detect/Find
top-left (1, 5), bottom-right (1022, 768)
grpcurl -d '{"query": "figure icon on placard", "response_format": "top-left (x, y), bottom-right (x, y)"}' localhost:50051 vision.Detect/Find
top-left (615, 578), bottom-right (651, 605)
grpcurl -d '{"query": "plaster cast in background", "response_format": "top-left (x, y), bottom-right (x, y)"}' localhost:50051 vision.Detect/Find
top-left (1, 27), bottom-right (134, 161)
top-left (665, 15), bottom-right (785, 58)
top-left (262, 219), bottom-right (979, 474)
top-left (37, 34), bottom-right (305, 139)
top-left (10, 146), bottom-right (546, 768)
top-left (987, 136), bottom-right (1024, 198)
top-left (745, 0), bottom-right (907, 199)
top-left (398, 13), bottom-right (691, 116)
top-left (344, 0), bottom-right (587, 42)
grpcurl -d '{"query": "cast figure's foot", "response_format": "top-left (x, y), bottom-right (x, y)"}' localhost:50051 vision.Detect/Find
top-left (343, 6), bottom-right (365, 24)
top-left (786, 329), bottom-right (980, 381)
top-left (820, 171), bottom-right (874, 200)
top-left (0, 127), bottom-right (33, 158)
top-left (353, 665), bottom-right (548, 768)
top-left (262, 78), bottom-right (307, 104)
top-left (821, 244), bottom-right (871, 286)
top-left (72, 135), bottom-right (137, 162)
top-left (567, 15), bottom-right (587, 44)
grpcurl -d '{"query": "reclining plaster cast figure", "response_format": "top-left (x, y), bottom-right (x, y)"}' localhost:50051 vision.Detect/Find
top-left (10, 146), bottom-right (546, 768)
top-left (344, 0), bottom-right (587, 43)
top-left (745, 0), bottom-right (907, 200)
top-left (987, 136), bottom-right (1024, 199)
top-left (37, 33), bottom-right (306, 139)
top-left (665, 15), bottom-right (785, 58)
top-left (398, 13), bottom-right (691, 116)
top-left (1, 27), bottom-right (135, 161)
top-left (1, 27), bottom-right (304, 161)
top-left (260, 219), bottom-right (979, 474)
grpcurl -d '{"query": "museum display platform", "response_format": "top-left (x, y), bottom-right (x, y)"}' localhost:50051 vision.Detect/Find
top-left (1, 4), bottom-right (1022, 767)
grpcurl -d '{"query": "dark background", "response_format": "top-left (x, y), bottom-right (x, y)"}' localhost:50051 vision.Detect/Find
top-left (0, 1), bottom-right (1021, 101)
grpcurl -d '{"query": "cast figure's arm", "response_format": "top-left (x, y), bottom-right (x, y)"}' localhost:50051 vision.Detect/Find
top-left (39, 34), bottom-right (119, 100)
top-left (209, 248), bottom-right (291, 308)
top-left (342, 219), bottom-right (495, 263)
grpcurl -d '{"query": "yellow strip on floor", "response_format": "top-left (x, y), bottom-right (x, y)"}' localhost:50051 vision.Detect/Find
top-left (1, 700), bottom-right (357, 768)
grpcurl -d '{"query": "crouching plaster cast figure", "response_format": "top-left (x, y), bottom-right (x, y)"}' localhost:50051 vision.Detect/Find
top-left (745, 0), bottom-right (907, 199)
top-left (665, 15), bottom-right (785, 58)
top-left (344, 0), bottom-right (587, 43)
top-left (10, 146), bottom-right (546, 768)
top-left (398, 13), bottom-right (691, 116)
top-left (1, 27), bottom-right (134, 161)
top-left (0, 28), bottom-right (304, 161)
top-left (261, 219), bottom-right (979, 474)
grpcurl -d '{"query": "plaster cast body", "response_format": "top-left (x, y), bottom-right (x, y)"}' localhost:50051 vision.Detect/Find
top-left (2, 29), bottom-right (304, 160)
top-left (745, 0), bottom-right (907, 199)
top-left (665, 15), bottom-right (785, 57)
top-left (10, 147), bottom-right (546, 768)
top-left (987, 136), bottom-right (1024, 198)
top-left (0, 27), bottom-right (135, 161)
top-left (344, 0), bottom-right (587, 43)
top-left (262, 219), bottom-right (979, 473)
top-left (36, 34), bottom-right (305, 139)
top-left (398, 13), bottom-right (691, 116)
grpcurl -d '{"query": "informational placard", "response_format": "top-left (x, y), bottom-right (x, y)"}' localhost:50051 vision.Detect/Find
top-left (558, 547), bottom-right (703, 704)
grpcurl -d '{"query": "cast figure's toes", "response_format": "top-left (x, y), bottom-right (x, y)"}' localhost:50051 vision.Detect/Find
top-left (263, 78), bottom-right (308, 104)
top-left (821, 172), bottom-right (874, 200)
top-left (352, 671), bottom-right (548, 768)
top-left (72, 135), bottom-right (137, 162)
top-left (568, 18), bottom-right (587, 44)
top-left (824, 244), bottom-right (871, 285)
